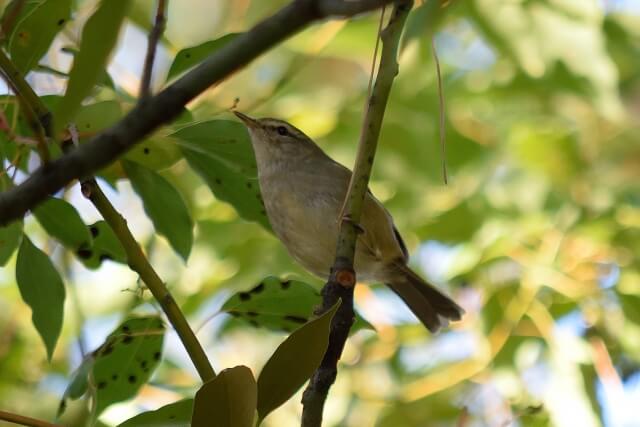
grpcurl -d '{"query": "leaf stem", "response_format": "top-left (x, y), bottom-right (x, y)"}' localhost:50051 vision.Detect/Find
top-left (300, 2), bottom-right (413, 426)
top-left (80, 178), bottom-right (216, 382)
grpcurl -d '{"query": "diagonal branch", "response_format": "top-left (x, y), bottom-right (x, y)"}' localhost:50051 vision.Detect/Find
top-left (300, 2), bottom-right (413, 426)
top-left (139, 0), bottom-right (168, 102)
top-left (0, 0), bottom-right (396, 226)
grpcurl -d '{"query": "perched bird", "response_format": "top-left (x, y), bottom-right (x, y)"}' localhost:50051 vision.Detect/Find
top-left (235, 111), bottom-right (463, 332)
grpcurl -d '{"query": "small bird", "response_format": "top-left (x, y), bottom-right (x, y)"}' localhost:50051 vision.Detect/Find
top-left (235, 111), bottom-right (463, 332)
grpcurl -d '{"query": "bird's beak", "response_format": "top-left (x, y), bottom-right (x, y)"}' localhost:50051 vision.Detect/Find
top-left (234, 111), bottom-right (258, 128)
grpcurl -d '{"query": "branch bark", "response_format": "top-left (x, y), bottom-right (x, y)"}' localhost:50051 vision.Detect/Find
top-left (0, 409), bottom-right (62, 427)
top-left (300, 2), bottom-right (413, 426)
top-left (139, 0), bottom-right (167, 102)
top-left (0, 0), bottom-right (396, 226)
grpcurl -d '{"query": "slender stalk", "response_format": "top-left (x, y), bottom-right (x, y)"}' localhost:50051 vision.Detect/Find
top-left (300, 2), bottom-right (413, 426)
top-left (139, 0), bottom-right (167, 102)
top-left (0, 410), bottom-right (62, 427)
top-left (81, 179), bottom-right (216, 381)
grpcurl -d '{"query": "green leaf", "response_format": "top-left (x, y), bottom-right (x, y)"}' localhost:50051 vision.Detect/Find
top-left (192, 366), bottom-right (257, 427)
top-left (619, 293), bottom-right (640, 325)
top-left (401, 0), bottom-right (450, 51)
top-left (117, 399), bottom-right (193, 427)
top-left (74, 101), bottom-right (123, 141)
top-left (76, 221), bottom-right (127, 269)
top-left (222, 277), bottom-right (321, 332)
top-left (0, 220), bottom-right (22, 266)
top-left (167, 34), bottom-right (240, 80)
top-left (123, 161), bottom-right (193, 261)
top-left (92, 316), bottom-right (165, 415)
top-left (15, 236), bottom-right (65, 360)
top-left (175, 120), bottom-right (270, 230)
top-left (58, 356), bottom-right (94, 416)
top-left (33, 197), bottom-right (91, 250)
top-left (54, 0), bottom-right (132, 133)
top-left (124, 134), bottom-right (183, 170)
top-left (8, 0), bottom-right (72, 74)
top-left (256, 300), bottom-right (340, 423)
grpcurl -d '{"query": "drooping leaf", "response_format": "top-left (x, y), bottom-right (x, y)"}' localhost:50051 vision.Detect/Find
top-left (57, 356), bottom-right (94, 416)
top-left (54, 0), bottom-right (132, 133)
top-left (33, 197), bottom-right (91, 251)
top-left (92, 316), bottom-right (165, 415)
top-left (76, 221), bottom-right (127, 269)
top-left (256, 300), bottom-right (340, 422)
top-left (8, 0), bottom-right (72, 74)
top-left (175, 120), bottom-right (270, 229)
top-left (167, 34), bottom-right (240, 80)
top-left (15, 236), bottom-right (65, 360)
top-left (123, 160), bottom-right (193, 261)
top-left (117, 399), bottom-right (193, 427)
top-left (0, 220), bottom-right (22, 266)
top-left (192, 366), bottom-right (257, 427)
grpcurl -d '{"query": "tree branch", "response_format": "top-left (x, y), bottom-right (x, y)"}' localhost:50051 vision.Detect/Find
top-left (0, 0), bottom-right (397, 226)
top-left (0, 409), bottom-right (62, 427)
top-left (139, 0), bottom-right (167, 102)
top-left (80, 179), bottom-right (216, 381)
top-left (300, 2), bottom-right (413, 426)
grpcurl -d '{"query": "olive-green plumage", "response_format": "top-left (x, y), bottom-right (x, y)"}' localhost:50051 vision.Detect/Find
top-left (235, 111), bottom-right (463, 332)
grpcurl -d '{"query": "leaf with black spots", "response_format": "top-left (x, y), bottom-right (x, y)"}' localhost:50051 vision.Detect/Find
top-left (192, 366), bottom-right (257, 427)
top-left (77, 221), bottom-right (127, 269)
top-left (117, 399), bottom-right (193, 427)
top-left (167, 34), bottom-right (240, 80)
top-left (256, 301), bottom-right (340, 423)
top-left (58, 356), bottom-right (94, 416)
top-left (8, 0), bottom-right (72, 74)
top-left (175, 120), bottom-right (270, 230)
top-left (92, 316), bottom-right (165, 415)
top-left (73, 101), bottom-right (123, 141)
top-left (33, 197), bottom-right (92, 251)
top-left (15, 236), bottom-right (65, 360)
top-left (123, 161), bottom-right (193, 261)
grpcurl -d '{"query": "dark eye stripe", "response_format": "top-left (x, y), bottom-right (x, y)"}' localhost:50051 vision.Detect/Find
top-left (276, 126), bottom-right (288, 136)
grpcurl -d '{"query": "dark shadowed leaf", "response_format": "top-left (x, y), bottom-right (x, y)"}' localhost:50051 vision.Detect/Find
top-left (33, 197), bottom-right (91, 250)
top-left (0, 220), bottom-right (22, 266)
top-left (117, 399), bottom-right (193, 427)
top-left (54, 0), bottom-right (132, 133)
top-left (76, 221), bottom-right (127, 269)
top-left (167, 34), bottom-right (240, 80)
top-left (256, 301), bottom-right (340, 423)
top-left (175, 120), bottom-right (271, 230)
top-left (192, 366), bottom-right (257, 427)
top-left (92, 316), bottom-right (165, 415)
top-left (8, 0), bottom-right (72, 74)
top-left (123, 161), bottom-right (193, 261)
top-left (15, 236), bottom-right (65, 360)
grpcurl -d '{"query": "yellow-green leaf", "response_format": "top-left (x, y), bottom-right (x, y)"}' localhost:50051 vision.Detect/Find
top-left (167, 34), bottom-right (240, 80)
top-left (117, 399), bottom-right (193, 427)
top-left (54, 0), bottom-right (132, 133)
top-left (256, 300), bottom-right (340, 423)
top-left (192, 366), bottom-right (257, 427)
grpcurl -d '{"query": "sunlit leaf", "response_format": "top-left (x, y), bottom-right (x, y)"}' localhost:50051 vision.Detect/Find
top-left (117, 399), bottom-right (193, 427)
top-left (167, 34), bottom-right (240, 80)
top-left (92, 316), bottom-right (165, 415)
top-left (256, 300), bottom-right (340, 422)
top-left (54, 0), bottom-right (132, 133)
top-left (8, 0), bottom-right (72, 74)
top-left (193, 366), bottom-right (257, 427)
top-left (33, 197), bottom-right (91, 251)
top-left (175, 120), bottom-right (270, 230)
top-left (15, 236), bottom-right (65, 360)
top-left (74, 101), bottom-right (123, 141)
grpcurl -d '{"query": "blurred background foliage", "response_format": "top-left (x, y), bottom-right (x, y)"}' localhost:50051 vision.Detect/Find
top-left (0, 0), bottom-right (639, 426)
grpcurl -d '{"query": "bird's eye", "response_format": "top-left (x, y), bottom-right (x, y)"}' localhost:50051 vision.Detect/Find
top-left (276, 126), bottom-right (288, 136)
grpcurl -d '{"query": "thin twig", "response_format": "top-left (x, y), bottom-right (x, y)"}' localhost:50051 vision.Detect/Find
top-left (337, 4), bottom-right (386, 222)
top-left (0, 410), bottom-right (62, 427)
top-left (0, 0), bottom-right (398, 226)
top-left (139, 0), bottom-right (168, 102)
top-left (300, 2), bottom-right (413, 426)
top-left (80, 179), bottom-right (216, 382)
top-left (0, 0), bottom-right (26, 41)
top-left (432, 38), bottom-right (447, 184)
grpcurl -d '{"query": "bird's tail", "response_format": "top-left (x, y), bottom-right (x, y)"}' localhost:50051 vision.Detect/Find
top-left (386, 263), bottom-right (463, 333)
